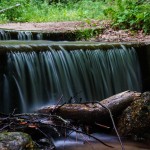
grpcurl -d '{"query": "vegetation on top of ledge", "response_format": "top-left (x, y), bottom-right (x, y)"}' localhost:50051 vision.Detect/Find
top-left (103, 0), bottom-right (150, 34)
top-left (0, 0), bottom-right (150, 34)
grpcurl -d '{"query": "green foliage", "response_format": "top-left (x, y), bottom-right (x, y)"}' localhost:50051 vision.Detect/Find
top-left (0, 0), bottom-right (29, 22)
top-left (103, 0), bottom-right (150, 33)
top-left (48, 0), bottom-right (79, 3)
top-left (0, 0), bottom-right (105, 23)
top-left (0, 0), bottom-right (149, 34)
top-left (76, 28), bottom-right (102, 40)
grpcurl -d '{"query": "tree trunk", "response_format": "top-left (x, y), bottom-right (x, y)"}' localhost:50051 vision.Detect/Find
top-left (38, 91), bottom-right (141, 125)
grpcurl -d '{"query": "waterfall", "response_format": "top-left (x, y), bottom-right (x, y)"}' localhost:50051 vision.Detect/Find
top-left (1, 45), bottom-right (142, 113)
top-left (0, 30), bottom-right (43, 40)
top-left (18, 31), bottom-right (33, 40)
top-left (0, 30), bottom-right (11, 40)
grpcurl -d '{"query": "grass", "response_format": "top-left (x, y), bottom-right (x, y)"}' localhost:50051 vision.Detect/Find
top-left (0, 0), bottom-right (108, 23)
top-left (1, 0), bottom-right (149, 34)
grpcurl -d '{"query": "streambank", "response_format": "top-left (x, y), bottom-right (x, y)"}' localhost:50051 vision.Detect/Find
top-left (0, 21), bottom-right (150, 43)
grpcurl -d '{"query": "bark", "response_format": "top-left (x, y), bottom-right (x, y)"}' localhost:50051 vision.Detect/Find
top-left (38, 91), bottom-right (141, 125)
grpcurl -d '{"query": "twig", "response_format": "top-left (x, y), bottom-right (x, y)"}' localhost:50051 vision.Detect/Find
top-left (95, 122), bottom-right (110, 129)
top-left (51, 124), bottom-right (113, 148)
top-left (52, 95), bottom-right (63, 113)
top-left (79, 133), bottom-right (95, 150)
top-left (0, 4), bottom-right (21, 14)
top-left (80, 101), bottom-right (124, 150)
top-left (70, 91), bottom-right (82, 104)
top-left (50, 115), bottom-right (69, 124)
top-left (9, 109), bottom-right (16, 116)
top-left (55, 102), bottom-right (66, 110)
top-left (36, 127), bottom-right (51, 139)
top-left (0, 112), bottom-right (113, 149)
top-left (55, 91), bottom-right (82, 110)
top-left (0, 122), bottom-right (13, 131)
top-left (96, 101), bottom-right (125, 150)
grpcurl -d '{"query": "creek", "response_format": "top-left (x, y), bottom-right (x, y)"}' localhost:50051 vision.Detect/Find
top-left (0, 41), bottom-right (142, 113)
top-left (0, 29), bottom-right (150, 149)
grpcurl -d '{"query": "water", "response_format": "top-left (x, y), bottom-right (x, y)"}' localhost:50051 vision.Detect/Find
top-left (18, 31), bottom-right (33, 40)
top-left (1, 45), bottom-right (142, 113)
top-left (55, 132), bottom-right (150, 150)
top-left (0, 30), bottom-right (43, 40)
top-left (0, 30), bottom-right (11, 40)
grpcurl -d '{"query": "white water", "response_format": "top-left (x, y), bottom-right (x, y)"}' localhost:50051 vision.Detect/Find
top-left (1, 45), bottom-right (142, 113)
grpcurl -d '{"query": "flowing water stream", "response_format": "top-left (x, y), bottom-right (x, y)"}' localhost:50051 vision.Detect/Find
top-left (0, 37), bottom-right (147, 149)
top-left (0, 29), bottom-right (43, 40)
top-left (55, 132), bottom-right (150, 150)
top-left (0, 43), bottom-right (142, 113)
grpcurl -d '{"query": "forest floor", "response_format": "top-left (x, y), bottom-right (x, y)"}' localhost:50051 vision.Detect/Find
top-left (0, 20), bottom-right (150, 43)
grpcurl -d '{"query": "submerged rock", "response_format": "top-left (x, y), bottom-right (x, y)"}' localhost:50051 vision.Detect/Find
top-left (117, 92), bottom-right (150, 140)
top-left (0, 132), bottom-right (35, 150)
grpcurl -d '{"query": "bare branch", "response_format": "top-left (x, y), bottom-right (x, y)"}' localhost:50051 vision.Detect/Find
top-left (0, 3), bottom-right (21, 14)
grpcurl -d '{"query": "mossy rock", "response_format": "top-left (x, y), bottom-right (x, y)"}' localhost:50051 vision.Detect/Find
top-left (117, 92), bottom-right (150, 140)
top-left (0, 132), bottom-right (35, 150)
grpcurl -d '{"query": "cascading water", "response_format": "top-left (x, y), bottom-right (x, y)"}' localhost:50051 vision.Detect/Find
top-left (1, 45), bottom-right (142, 113)
top-left (0, 30), bottom-right (11, 40)
top-left (18, 31), bottom-right (33, 40)
top-left (0, 30), bottom-right (43, 40)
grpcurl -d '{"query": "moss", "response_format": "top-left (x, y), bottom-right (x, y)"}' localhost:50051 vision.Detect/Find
top-left (0, 132), bottom-right (35, 150)
top-left (117, 92), bottom-right (150, 140)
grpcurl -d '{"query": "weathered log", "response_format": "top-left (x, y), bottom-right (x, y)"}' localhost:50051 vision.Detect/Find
top-left (38, 91), bottom-right (141, 125)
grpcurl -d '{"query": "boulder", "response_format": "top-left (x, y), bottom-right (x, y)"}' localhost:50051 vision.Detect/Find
top-left (0, 132), bottom-right (35, 150)
top-left (117, 92), bottom-right (150, 140)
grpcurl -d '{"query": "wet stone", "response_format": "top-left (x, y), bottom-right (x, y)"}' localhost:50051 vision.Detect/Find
top-left (0, 132), bottom-right (35, 150)
top-left (117, 92), bottom-right (150, 141)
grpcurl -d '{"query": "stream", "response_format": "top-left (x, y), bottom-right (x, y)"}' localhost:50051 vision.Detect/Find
top-left (0, 40), bottom-right (150, 149)
top-left (55, 132), bottom-right (150, 150)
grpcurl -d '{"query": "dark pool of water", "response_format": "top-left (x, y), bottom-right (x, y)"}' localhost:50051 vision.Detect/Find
top-left (54, 132), bottom-right (150, 150)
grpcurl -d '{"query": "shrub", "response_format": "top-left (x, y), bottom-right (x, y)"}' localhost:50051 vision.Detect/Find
top-left (0, 0), bottom-right (106, 23)
top-left (103, 0), bottom-right (150, 34)
top-left (0, 0), bottom-right (29, 22)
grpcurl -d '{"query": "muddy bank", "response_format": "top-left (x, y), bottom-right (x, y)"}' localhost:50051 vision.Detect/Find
top-left (0, 21), bottom-right (150, 43)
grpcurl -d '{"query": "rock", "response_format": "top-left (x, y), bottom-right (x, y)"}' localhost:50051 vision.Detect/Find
top-left (0, 132), bottom-right (35, 150)
top-left (117, 92), bottom-right (150, 140)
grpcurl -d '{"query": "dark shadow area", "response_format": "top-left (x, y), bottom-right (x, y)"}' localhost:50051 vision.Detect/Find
top-left (136, 44), bottom-right (150, 92)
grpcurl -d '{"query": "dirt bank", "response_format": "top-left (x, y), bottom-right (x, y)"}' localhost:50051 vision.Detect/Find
top-left (0, 21), bottom-right (150, 43)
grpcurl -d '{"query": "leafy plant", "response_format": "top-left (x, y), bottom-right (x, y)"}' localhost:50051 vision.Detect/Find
top-left (103, 0), bottom-right (150, 34)
top-left (0, 0), bottom-right (106, 23)
top-left (76, 28), bottom-right (102, 40)
top-left (1, 0), bottom-right (149, 34)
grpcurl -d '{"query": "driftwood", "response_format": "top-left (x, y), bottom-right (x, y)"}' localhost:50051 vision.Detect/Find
top-left (0, 113), bottom-right (113, 149)
top-left (1, 91), bottom-right (140, 149)
top-left (0, 91), bottom-right (142, 150)
top-left (38, 91), bottom-right (141, 125)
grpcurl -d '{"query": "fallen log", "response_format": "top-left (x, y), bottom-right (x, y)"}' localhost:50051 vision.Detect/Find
top-left (38, 91), bottom-right (141, 126)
